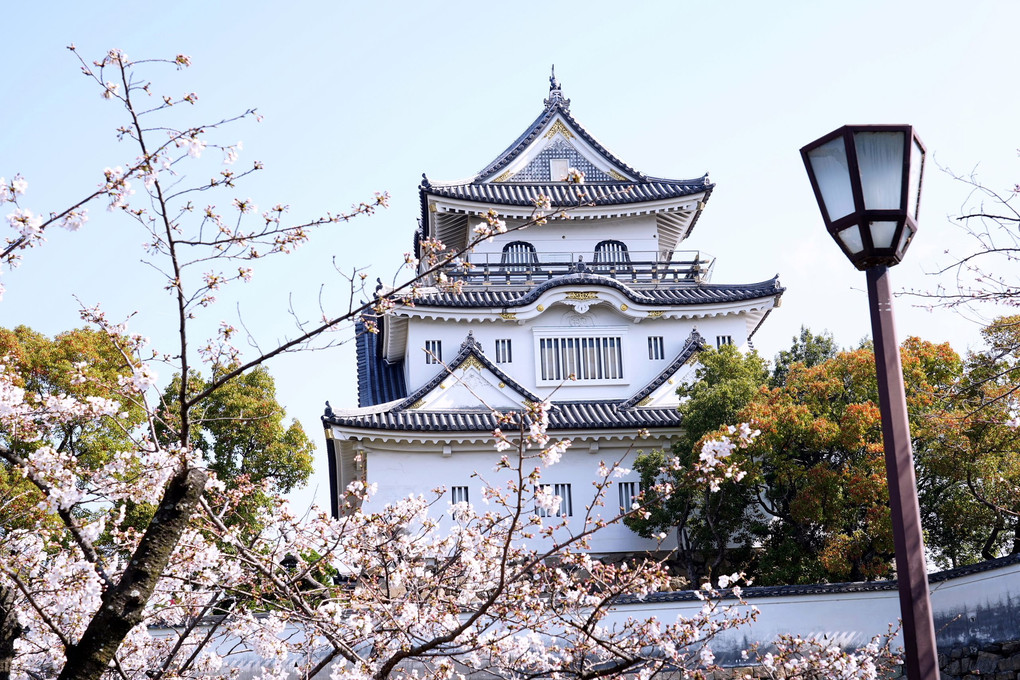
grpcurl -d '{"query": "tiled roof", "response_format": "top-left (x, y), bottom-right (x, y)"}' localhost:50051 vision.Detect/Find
top-left (622, 330), bottom-right (705, 408)
top-left (323, 400), bottom-right (684, 433)
top-left (355, 322), bottom-right (407, 408)
top-left (393, 333), bottom-right (541, 410)
top-left (411, 274), bottom-right (784, 309)
top-left (472, 77), bottom-right (646, 183)
top-left (420, 78), bottom-right (714, 215)
top-left (424, 180), bottom-right (711, 209)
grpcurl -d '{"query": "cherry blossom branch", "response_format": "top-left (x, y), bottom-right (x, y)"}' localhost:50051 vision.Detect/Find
top-left (0, 446), bottom-right (113, 588)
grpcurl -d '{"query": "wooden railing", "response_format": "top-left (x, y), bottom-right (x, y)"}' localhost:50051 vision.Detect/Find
top-left (437, 250), bottom-right (715, 288)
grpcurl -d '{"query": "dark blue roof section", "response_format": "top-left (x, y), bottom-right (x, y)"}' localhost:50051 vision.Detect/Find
top-left (323, 400), bottom-right (684, 432)
top-left (355, 322), bottom-right (407, 408)
top-left (424, 179), bottom-right (711, 209)
top-left (622, 330), bottom-right (706, 408)
top-left (393, 333), bottom-right (541, 410)
top-left (412, 274), bottom-right (784, 309)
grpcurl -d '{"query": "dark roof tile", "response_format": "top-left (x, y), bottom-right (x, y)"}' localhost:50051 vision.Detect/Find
top-left (622, 330), bottom-right (705, 408)
top-left (393, 333), bottom-right (541, 411)
top-left (355, 322), bottom-right (407, 408)
top-left (412, 274), bottom-right (784, 309)
top-left (424, 180), bottom-right (711, 209)
top-left (324, 400), bottom-right (684, 432)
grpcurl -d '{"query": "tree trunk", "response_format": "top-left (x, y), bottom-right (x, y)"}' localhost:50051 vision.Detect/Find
top-left (58, 467), bottom-right (207, 680)
top-left (0, 584), bottom-right (23, 680)
top-left (981, 513), bottom-right (1004, 562)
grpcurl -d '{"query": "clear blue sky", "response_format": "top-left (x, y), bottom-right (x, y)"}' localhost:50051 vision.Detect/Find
top-left (3, 1), bottom-right (1018, 509)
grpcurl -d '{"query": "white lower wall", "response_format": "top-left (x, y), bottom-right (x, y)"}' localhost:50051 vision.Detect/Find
top-left (178, 555), bottom-right (1020, 677)
top-left (362, 439), bottom-right (676, 555)
top-left (607, 555), bottom-right (1020, 665)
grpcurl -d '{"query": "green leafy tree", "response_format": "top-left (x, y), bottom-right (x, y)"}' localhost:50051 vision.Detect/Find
top-left (629, 332), bottom-right (987, 585)
top-left (159, 365), bottom-right (314, 498)
top-left (931, 316), bottom-right (1020, 564)
top-left (771, 326), bottom-right (838, 386)
top-left (627, 345), bottom-right (768, 585)
top-left (741, 338), bottom-right (964, 583)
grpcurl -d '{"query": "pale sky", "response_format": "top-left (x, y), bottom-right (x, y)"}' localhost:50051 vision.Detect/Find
top-left (3, 1), bottom-right (1019, 509)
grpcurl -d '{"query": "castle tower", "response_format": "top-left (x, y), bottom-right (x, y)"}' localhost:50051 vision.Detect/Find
top-left (322, 75), bottom-right (783, 555)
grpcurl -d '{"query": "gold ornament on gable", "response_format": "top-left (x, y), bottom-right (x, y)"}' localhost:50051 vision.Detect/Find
top-left (545, 120), bottom-right (575, 139)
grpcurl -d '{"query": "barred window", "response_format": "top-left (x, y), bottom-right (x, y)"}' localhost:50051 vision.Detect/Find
top-left (537, 483), bottom-right (573, 517)
top-left (618, 481), bottom-right (641, 513)
top-left (495, 338), bottom-right (512, 364)
top-left (450, 486), bottom-right (469, 505)
top-left (648, 336), bottom-right (665, 360)
top-left (716, 335), bottom-right (733, 349)
top-left (500, 241), bottom-right (537, 272)
top-left (538, 336), bottom-right (624, 383)
top-left (424, 339), bottom-right (442, 364)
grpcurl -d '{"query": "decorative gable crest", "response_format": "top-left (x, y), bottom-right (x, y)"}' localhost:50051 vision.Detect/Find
top-left (394, 333), bottom-right (540, 412)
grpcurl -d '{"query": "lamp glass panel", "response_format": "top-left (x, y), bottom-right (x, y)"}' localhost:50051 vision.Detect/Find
top-left (908, 138), bottom-right (924, 220)
top-left (807, 138), bottom-right (855, 221)
top-left (854, 131), bottom-right (905, 210)
top-left (869, 221), bottom-right (898, 249)
top-left (897, 223), bottom-right (915, 256)
top-left (837, 225), bottom-right (865, 254)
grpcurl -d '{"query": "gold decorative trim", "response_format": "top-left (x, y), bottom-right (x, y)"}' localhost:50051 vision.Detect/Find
top-left (636, 396), bottom-right (653, 407)
top-left (408, 399), bottom-right (425, 410)
top-left (461, 356), bottom-right (484, 371)
top-left (620, 304), bottom-right (629, 311)
top-left (609, 169), bottom-right (628, 181)
top-left (428, 202), bottom-right (437, 213)
top-left (647, 310), bottom-right (664, 318)
top-left (544, 120), bottom-right (575, 139)
top-left (439, 383), bottom-right (447, 390)
top-left (565, 291), bottom-right (598, 301)
top-left (536, 304), bottom-right (545, 312)
top-left (499, 312), bottom-right (518, 320)
top-left (498, 382), bottom-right (506, 389)
top-left (667, 379), bottom-right (675, 385)
top-left (493, 169), bottom-right (513, 183)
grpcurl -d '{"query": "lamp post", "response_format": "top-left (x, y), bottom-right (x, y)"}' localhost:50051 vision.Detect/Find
top-left (800, 125), bottom-right (938, 680)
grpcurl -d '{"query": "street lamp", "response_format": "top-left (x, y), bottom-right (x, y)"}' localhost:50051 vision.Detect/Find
top-left (801, 125), bottom-right (938, 680)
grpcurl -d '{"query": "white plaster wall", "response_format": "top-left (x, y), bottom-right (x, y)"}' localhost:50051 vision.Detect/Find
top-left (403, 313), bottom-right (749, 398)
top-left (468, 215), bottom-right (662, 263)
top-left (362, 441), bottom-right (675, 555)
top-left (605, 558), bottom-right (1020, 664)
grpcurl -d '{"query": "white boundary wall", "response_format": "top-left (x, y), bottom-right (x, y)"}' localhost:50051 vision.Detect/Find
top-left (164, 554), bottom-right (1020, 676)
top-left (610, 553), bottom-right (1020, 665)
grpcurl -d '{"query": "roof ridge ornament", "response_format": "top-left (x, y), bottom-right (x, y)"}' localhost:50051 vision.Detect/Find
top-left (544, 65), bottom-right (570, 111)
top-left (460, 331), bottom-right (481, 351)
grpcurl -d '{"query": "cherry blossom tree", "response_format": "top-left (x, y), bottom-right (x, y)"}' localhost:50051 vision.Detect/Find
top-left (0, 48), bottom-right (898, 680)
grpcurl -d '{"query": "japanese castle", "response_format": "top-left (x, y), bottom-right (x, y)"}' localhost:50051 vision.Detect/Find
top-left (322, 73), bottom-right (784, 555)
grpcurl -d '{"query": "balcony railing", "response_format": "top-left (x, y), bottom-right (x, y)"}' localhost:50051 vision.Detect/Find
top-left (435, 249), bottom-right (715, 288)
